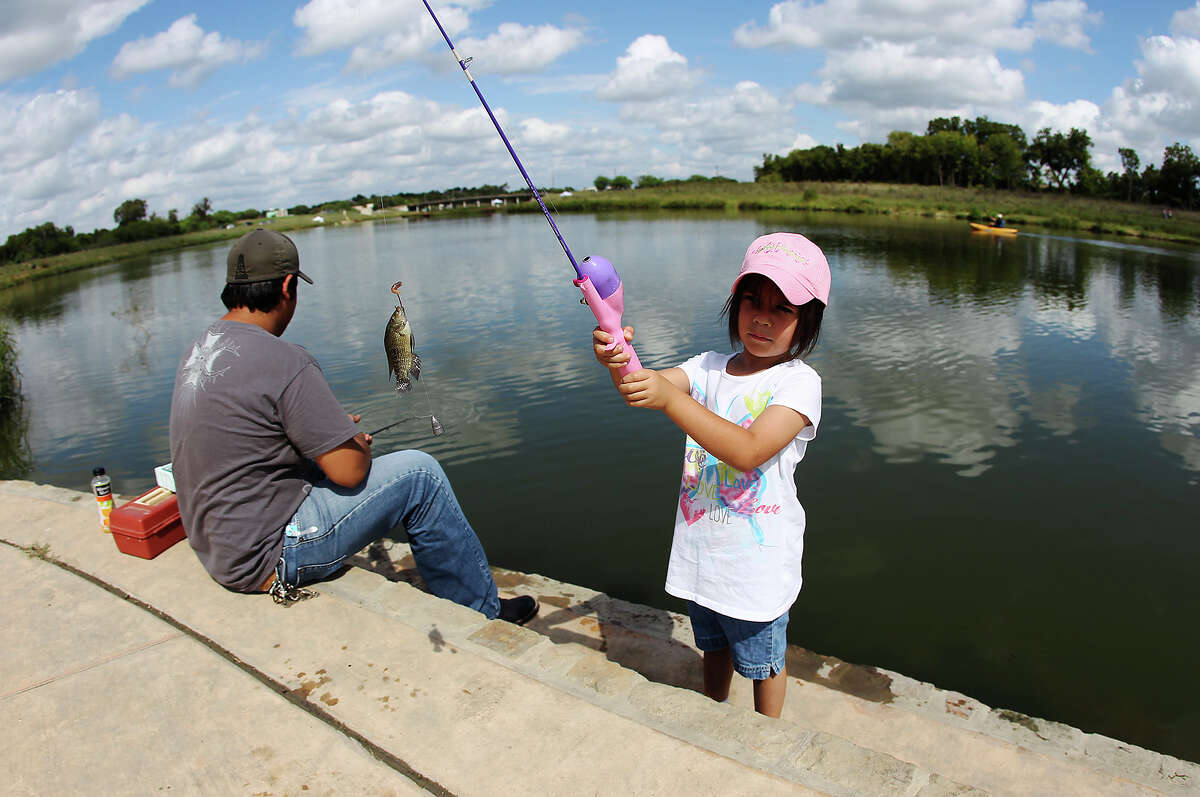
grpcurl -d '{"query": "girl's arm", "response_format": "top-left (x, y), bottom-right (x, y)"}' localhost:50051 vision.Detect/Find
top-left (619, 369), bottom-right (810, 473)
top-left (593, 327), bottom-right (811, 471)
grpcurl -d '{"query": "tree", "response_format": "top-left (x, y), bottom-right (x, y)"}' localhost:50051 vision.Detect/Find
top-left (981, 134), bottom-right (1025, 189)
top-left (926, 116), bottom-right (965, 136)
top-left (610, 175), bottom-right (633, 190)
top-left (113, 198), bottom-right (147, 227)
top-left (1159, 142), bottom-right (1200, 209)
top-left (191, 197), bottom-right (212, 219)
top-left (636, 175), bottom-right (664, 188)
top-left (926, 131), bottom-right (977, 187)
top-left (1029, 127), bottom-right (1093, 191)
top-left (594, 176), bottom-right (610, 191)
top-left (1118, 148), bottom-right (1140, 202)
top-left (0, 222), bottom-right (78, 263)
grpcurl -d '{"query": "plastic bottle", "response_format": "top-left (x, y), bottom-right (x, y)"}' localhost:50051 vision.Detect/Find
top-left (91, 467), bottom-right (114, 533)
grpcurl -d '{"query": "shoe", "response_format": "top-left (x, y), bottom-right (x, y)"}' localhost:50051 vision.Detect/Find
top-left (498, 595), bottom-right (539, 625)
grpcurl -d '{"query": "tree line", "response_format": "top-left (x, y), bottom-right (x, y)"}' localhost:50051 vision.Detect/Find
top-left (1, 197), bottom-right (260, 265)
top-left (755, 115), bottom-right (1200, 209)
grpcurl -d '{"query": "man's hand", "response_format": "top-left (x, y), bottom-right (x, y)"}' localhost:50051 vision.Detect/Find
top-left (349, 413), bottom-right (373, 446)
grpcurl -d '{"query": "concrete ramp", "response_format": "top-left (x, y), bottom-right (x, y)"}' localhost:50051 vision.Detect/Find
top-left (1, 481), bottom-right (1195, 796)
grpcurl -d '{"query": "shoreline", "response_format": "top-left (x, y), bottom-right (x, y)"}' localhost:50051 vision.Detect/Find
top-left (3, 183), bottom-right (1196, 292)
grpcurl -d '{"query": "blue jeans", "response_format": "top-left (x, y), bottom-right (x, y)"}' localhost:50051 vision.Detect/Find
top-left (278, 449), bottom-right (501, 619)
top-left (687, 601), bottom-right (789, 680)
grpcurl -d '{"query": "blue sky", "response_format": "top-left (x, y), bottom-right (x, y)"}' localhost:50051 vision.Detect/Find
top-left (2, 0), bottom-right (1199, 238)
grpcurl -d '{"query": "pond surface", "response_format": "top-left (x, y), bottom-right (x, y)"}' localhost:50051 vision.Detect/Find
top-left (4, 211), bottom-right (1199, 761)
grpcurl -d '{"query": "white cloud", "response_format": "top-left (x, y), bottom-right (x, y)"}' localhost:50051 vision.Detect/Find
top-left (519, 117), bottom-right (571, 146)
top-left (457, 23), bottom-right (586, 74)
top-left (1031, 0), bottom-right (1102, 52)
top-left (731, 0), bottom-right (1106, 146)
top-left (789, 132), bottom-right (819, 150)
top-left (0, 88), bottom-right (101, 171)
top-left (0, 0), bottom-right (150, 84)
top-left (818, 40), bottom-right (1025, 109)
top-left (733, 0), bottom-right (1039, 54)
top-left (295, 1), bottom-right (579, 76)
top-left (294, 0), bottom-right (437, 55)
top-left (111, 15), bottom-right (266, 87)
top-left (1172, 2), bottom-right (1200, 38)
top-left (611, 80), bottom-right (797, 177)
top-left (295, 0), bottom-right (490, 72)
top-left (597, 35), bottom-right (701, 102)
top-left (1135, 35), bottom-right (1200, 103)
top-left (1025, 98), bottom-right (1101, 133)
top-left (1094, 34), bottom-right (1200, 168)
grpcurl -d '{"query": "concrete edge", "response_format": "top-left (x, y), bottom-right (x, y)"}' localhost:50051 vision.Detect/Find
top-left (4, 480), bottom-right (1197, 795)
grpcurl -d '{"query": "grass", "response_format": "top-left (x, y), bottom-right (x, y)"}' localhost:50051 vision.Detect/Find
top-left (3, 183), bottom-right (1196, 291)
top-left (524, 182), bottom-right (1200, 246)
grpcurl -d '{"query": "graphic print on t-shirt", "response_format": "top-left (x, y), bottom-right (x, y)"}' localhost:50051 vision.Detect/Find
top-left (679, 385), bottom-right (777, 544)
top-left (179, 331), bottom-right (239, 399)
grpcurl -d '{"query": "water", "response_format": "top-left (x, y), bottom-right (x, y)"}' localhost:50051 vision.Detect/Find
top-left (4, 212), bottom-right (1199, 761)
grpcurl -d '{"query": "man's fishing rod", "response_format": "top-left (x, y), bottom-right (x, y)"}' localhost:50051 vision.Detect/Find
top-left (420, 0), bottom-right (642, 374)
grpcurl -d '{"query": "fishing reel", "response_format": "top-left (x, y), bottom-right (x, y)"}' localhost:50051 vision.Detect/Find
top-left (574, 255), bottom-right (642, 375)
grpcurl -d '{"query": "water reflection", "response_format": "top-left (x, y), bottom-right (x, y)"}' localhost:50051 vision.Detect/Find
top-left (5, 213), bottom-right (1197, 486)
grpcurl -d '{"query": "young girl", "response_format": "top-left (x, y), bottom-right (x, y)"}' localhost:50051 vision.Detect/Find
top-left (593, 232), bottom-right (829, 718)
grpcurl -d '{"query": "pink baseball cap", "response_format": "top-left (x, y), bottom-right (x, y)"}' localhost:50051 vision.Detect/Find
top-left (733, 232), bottom-right (830, 305)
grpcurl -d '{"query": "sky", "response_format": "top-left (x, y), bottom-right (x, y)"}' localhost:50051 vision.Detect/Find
top-left (2, 0), bottom-right (1199, 239)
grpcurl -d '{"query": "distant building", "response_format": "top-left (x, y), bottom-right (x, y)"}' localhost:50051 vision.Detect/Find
top-left (352, 203), bottom-right (375, 215)
top-left (266, 208), bottom-right (289, 218)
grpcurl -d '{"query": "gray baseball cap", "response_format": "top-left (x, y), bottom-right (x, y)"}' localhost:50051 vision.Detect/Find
top-left (226, 229), bottom-right (314, 285)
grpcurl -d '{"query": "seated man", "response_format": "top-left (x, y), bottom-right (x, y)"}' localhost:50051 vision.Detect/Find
top-left (168, 228), bottom-right (537, 624)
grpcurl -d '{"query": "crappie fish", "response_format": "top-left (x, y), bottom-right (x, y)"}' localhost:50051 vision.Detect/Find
top-left (384, 281), bottom-right (421, 392)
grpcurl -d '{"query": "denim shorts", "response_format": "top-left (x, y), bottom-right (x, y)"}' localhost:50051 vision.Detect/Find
top-left (686, 601), bottom-right (789, 680)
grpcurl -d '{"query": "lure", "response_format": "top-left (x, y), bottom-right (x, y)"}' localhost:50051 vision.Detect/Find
top-left (421, 0), bottom-right (642, 374)
top-left (368, 415), bottom-right (444, 437)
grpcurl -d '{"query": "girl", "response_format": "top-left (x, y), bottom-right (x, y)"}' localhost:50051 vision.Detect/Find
top-left (593, 232), bottom-right (829, 718)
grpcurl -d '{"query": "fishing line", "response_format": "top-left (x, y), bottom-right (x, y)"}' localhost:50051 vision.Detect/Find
top-left (421, 0), bottom-right (644, 375)
top-left (420, 0), bottom-right (584, 280)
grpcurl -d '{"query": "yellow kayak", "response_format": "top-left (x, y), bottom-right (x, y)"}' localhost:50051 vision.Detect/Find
top-left (969, 221), bottom-right (1018, 235)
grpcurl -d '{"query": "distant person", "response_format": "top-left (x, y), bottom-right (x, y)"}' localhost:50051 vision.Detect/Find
top-left (991, 213), bottom-right (1005, 228)
top-left (590, 232), bottom-right (829, 718)
top-left (168, 228), bottom-right (538, 624)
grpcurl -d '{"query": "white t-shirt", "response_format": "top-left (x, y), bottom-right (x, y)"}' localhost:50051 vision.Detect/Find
top-left (664, 352), bottom-right (822, 622)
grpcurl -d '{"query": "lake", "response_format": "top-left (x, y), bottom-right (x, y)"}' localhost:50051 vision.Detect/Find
top-left (3, 211), bottom-right (1198, 761)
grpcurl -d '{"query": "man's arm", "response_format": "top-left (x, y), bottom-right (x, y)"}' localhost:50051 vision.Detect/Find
top-left (313, 431), bottom-right (372, 487)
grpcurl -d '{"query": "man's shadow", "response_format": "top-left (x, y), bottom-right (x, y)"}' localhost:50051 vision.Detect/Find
top-left (346, 538), bottom-right (704, 692)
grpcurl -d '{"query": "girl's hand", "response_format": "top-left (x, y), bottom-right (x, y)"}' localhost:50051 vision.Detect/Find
top-left (618, 369), bottom-right (679, 410)
top-left (593, 325), bottom-right (634, 371)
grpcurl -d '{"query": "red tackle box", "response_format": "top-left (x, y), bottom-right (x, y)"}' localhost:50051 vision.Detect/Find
top-left (110, 486), bottom-right (186, 559)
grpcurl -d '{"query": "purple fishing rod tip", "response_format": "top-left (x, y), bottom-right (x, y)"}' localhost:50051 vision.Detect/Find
top-left (579, 255), bottom-right (621, 300)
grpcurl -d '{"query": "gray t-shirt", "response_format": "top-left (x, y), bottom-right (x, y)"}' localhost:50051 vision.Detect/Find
top-left (169, 319), bottom-right (358, 591)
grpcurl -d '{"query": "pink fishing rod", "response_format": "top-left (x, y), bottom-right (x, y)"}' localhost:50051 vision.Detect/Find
top-left (420, 0), bottom-right (641, 374)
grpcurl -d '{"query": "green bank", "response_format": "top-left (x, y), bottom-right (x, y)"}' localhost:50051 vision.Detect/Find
top-left (3, 182), bottom-right (1196, 291)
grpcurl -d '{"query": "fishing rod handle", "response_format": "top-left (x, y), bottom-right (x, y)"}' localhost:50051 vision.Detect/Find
top-left (574, 256), bottom-right (642, 376)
